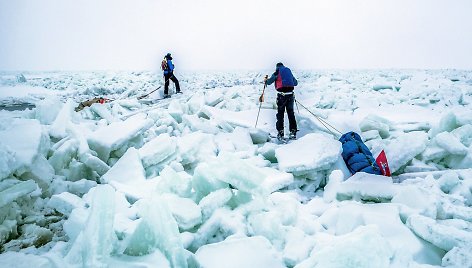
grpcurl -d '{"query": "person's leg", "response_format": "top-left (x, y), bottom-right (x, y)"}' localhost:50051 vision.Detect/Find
top-left (170, 74), bottom-right (181, 93)
top-left (276, 94), bottom-right (287, 135)
top-left (286, 94), bottom-right (297, 134)
top-left (164, 74), bottom-right (170, 95)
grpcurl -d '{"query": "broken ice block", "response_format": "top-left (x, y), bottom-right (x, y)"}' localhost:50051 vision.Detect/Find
top-left (47, 192), bottom-right (85, 216)
top-left (276, 133), bottom-right (341, 175)
top-left (0, 180), bottom-right (38, 208)
top-left (336, 172), bottom-right (395, 202)
top-left (124, 197), bottom-right (187, 267)
top-left (161, 193), bottom-right (202, 230)
top-left (101, 147), bottom-right (145, 185)
top-left (407, 214), bottom-right (472, 251)
top-left (139, 133), bottom-right (177, 168)
top-left (195, 236), bottom-right (285, 268)
top-left (384, 131), bottom-right (428, 173)
top-left (0, 143), bottom-right (16, 180)
top-left (87, 114), bottom-right (153, 161)
top-left (359, 114), bottom-right (391, 138)
top-left (192, 153), bottom-right (267, 197)
top-left (65, 185), bottom-right (117, 267)
top-left (435, 132), bottom-right (468, 155)
top-left (0, 119), bottom-right (46, 175)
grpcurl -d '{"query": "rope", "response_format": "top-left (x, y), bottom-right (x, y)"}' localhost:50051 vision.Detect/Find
top-left (294, 99), bottom-right (343, 137)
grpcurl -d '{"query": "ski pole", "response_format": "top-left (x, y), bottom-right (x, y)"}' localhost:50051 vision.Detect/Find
top-left (255, 75), bottom-right (268, 128)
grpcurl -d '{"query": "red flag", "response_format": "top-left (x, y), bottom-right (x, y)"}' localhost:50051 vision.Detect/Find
top-left (376, 150), bottom-right (391, 176)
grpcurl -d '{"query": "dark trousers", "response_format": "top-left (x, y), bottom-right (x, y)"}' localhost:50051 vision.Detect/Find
top-left (164, 73), bottom-right (180, 94)
top-left (276, 93), bottom-right (297, 133)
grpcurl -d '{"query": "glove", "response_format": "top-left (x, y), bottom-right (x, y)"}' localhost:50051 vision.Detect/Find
top-left (259, 94), bottom-right (264, 103)
top-left (263, 75), bottom-right (268, 84)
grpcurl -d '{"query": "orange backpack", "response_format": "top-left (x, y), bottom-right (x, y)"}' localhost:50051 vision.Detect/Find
top-left (161, 59), bottom-right (168, 71)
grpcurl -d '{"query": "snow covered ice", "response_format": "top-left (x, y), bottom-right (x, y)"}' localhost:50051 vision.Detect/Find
top-left (1, 69), bottom-right (472, 267)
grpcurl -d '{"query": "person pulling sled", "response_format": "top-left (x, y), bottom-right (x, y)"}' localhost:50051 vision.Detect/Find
top-left (263, 62), bottom-right (298, 141)
top-left (161, 53), bottom-right (182, 98)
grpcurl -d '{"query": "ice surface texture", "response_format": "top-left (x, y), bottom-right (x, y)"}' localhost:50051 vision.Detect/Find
top-left (0, 70), bottom-right (472, 267)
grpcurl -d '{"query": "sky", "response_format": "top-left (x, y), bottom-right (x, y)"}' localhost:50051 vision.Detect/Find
top-left (0, 0), bottom-right (471, 71)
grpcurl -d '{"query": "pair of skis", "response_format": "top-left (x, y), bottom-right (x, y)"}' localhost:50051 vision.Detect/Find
top-left (269, 134), bottom-right (295, 144)
top-left (138, 92), bottom-right (182, 104)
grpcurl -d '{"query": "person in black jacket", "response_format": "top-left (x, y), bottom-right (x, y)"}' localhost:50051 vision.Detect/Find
top-left (264, 62), bottom-right (298, 140)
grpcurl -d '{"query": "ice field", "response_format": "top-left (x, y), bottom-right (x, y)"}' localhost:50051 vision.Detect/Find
top-left (0, 69), bottom-right (472, 267)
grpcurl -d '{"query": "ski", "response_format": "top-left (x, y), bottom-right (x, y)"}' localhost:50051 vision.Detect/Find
top-left (137, 86), bottom-right (162, 100)
top-left (138, 94), bottom-right (178, 104)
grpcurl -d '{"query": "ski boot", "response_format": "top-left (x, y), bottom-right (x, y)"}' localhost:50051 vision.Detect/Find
top-left (277, 131), bottom-right (285, 142)
top-left (289, 130), bottom-right (297, 140)
top-left (163, 94), bottom-right (171, 99)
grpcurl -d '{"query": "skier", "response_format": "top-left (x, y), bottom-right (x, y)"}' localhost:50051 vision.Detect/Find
top-left (161, 53), bottom-right (182, 98)
top-left (263, 62), bottom-right (298, 141)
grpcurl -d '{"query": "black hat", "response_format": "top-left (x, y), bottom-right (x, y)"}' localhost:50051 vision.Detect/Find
top-left (165, 53), bottom-right (172, 59)
top-left (276, 62), bottom-right (284, 68)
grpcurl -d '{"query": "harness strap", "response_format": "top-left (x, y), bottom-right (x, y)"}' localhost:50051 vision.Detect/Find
top-left (277, 91), bottom-right (293, 96)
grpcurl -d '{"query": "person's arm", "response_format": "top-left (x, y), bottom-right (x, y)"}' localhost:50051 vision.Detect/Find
top-left (265, 72), bottom-right (277, 85)
top-left (293, 76), bottom-right (298, 86)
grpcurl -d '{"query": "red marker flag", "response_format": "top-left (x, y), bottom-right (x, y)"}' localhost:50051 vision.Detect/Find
top-left (376, 150), bottom-right (391, 176)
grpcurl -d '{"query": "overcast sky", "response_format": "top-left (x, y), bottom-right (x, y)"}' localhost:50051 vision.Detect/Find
top-left (0, 0), bottom-right (471, 71)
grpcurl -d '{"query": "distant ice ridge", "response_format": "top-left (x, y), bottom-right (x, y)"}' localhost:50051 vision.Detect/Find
top-left (0, 69), bottom-right (472, 267)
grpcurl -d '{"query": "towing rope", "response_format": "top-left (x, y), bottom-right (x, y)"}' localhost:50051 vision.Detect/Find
top-left (294, 99), bottom-right (343, 138)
